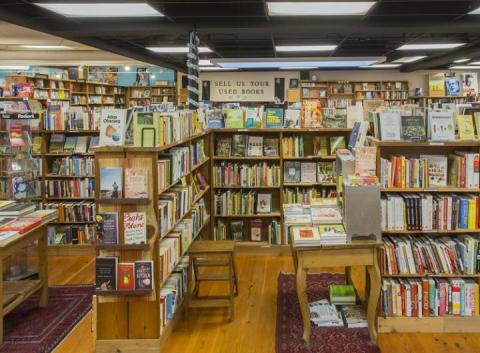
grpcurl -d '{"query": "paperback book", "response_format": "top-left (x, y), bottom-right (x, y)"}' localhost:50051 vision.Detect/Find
top-left (456, 114), bottom-right (475, 140)
top-left (135, 260), bottom-right (154, 290)
top-left (124, 168), bottom-right (148, 198)
top-left (429, 111), bottom-right (455, 141)
top-left (263, 138), bottom-right (279, 156)
top-left (99, 109), bottom-right (127, 146)
top-left (247, 136), bottom-right (263, 157)
top-left (256, 193), bottom-right (272, 214)
top-left (401, 115), bottom-right (426, 141)
top-left (123, 212), bottom-right (147, 244)
top-left (117, 262), bottom-right (135, 290)
top-left (100, 168), bottom-right (123, 199)
top-left (231, 134), bottom-right (247, 157)
top-left (95, 256), bottom-right (118, 291)
top-left (265, 108), bottom-right (283, 128)
top-left (96, 212), bottom-right (119, 244)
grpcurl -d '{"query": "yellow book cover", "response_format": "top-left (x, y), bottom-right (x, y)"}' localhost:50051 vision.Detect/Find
top-left (475, 112), bottom-right (480, 138)
top-left (468, 199), bottom-right (476, 229)
top-left (474, 283), bottom-right (479, 316)
top-left (456, 114), bottom-right (476, 140)
top-left (429, 73), bottom-right (446, 97)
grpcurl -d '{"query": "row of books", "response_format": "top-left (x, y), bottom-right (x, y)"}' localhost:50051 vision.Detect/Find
top-left (283, 187), bottom-right (337, 205)
top-left (282, 135), bottom-right (346, 157)
top-left (215, 135), bottom-right (279, 157)
top-left (158, 186), bottom-right (192, 237)
top-left (88, 96), bottom-right (114, 104)
top-left (95, 257), bottom-right (153, 291)
top-left (381, 278), bottom-right (479, 317)
top-left (191, 139), bottom-right (206, 166)
top-left (355, 90), bottom-right (408, 100)
top-left (49, 134), bottom-right (99, 154)
top-left (99, 167), bottom-right (148, 199)
top-left (96, 211), bottom-right (147, 245)
top-left (213, 162), bottom-right (281, 187)
top-left (45, 179), bottom-right (95, 198)
top-left (381, 235), bottom-right (480, 276)
top-left (283, 200), bottom-right (343, 225)
top-left (45, 106), bottom-right (101, 131)
top-left (44, 202), bottom-right (95, 223)
top-left (290, 224), bottom-right (347, 247)
top-left (214, 191), bottom-right (272, 216)
top-left (380, 153), bottom-right (480, 189)
top-left (47, 224), bottom-right (96, 245)
top-left (159, 147), bottom-right (190, 187)
top-left (214, 219), bottom-right (281, 243)
top-left (284, 161), bottom-right (335, 184)
top-left (49, 157), bottom-right (95, 177)
top-left (381, 193), bottom-right (480, 231)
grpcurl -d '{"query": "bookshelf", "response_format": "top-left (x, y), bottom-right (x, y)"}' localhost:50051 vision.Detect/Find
top-left (210, 127), bottom-right (351, 245)
top-left (126, 84), bottom-right (177, 107)
top-left (369, 136), bottom-right (480, 333)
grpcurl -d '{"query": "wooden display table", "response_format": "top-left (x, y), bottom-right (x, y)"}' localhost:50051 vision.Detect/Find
top-left (0, 222), bottom-right (49, 343)
top-left (290, 240), bottom-right (382, 346)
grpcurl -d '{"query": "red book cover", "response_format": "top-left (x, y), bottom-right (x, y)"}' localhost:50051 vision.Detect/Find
top-left (413, 247), bottom-right (425, 274)
top-left (460, 156), bottom-right (466, 188)
top-left (422, 279), bottom-right (429, 317)
top-left (400, 281), bottom-right (406, 316)
top-left (0, 218), bottom-right (42, 234)
top-left (439, 281), bottom-right (446, 316)
top-left (117, 263), bottom-right (135, 290)
top-left (411, 282), bottom-right (418, 317)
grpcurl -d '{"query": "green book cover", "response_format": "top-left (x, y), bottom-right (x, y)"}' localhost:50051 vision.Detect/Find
top-left (329, 284), bottom-right (356, 303)
top-left (225, 109), bottom-right (245, 128)
top-left (133, 112), bottom-right (159, 147)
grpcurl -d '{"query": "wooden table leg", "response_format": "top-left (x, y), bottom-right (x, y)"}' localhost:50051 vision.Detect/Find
top-left (0, 257), bottom-right (3, 344)
top-left (366, 251), bottom-right (381, 344)
top-left (295, 256), bottom-right (310, 346)
top-left (345, 266), bottom-right (353, 285)
top-left (38, 228), bottom-right (48, 308)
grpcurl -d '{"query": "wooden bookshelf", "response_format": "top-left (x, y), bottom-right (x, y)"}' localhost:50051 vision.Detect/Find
top-left (126, 84), bottom-right (177, 107)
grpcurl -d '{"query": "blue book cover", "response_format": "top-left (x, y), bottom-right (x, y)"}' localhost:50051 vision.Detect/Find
top-left (96, 212), bottom-right (118, 244)
top-left (134, 260), bottom-right (153, 290)
top-left (265, 108), bottom-right (284, 128)
top-left (459, 198), bottom-right (468, 229)
top-left (100, 167), bottom-right (123, 198)
top-left (348, 122), bottom-right (361, 149)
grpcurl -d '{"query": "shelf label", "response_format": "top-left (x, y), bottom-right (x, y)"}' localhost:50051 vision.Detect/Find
top-left (429, 142), bottom-right (444, 146)
top-left (238, 129), bottom-right (248, 132)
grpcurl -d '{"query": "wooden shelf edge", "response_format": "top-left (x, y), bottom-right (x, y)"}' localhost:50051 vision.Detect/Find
top-left (378, 315), bottom-right (480, 333)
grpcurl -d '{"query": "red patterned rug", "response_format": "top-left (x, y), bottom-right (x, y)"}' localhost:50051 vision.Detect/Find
top-left (276, 273), bottom-right (380, 353)
top-left (0, 285), bottom-right (93, 353)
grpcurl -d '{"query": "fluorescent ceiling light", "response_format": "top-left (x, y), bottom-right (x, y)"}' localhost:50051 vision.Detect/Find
top-left (267, 2), bottom-right (376, 16)
top-left (34, 2), bottom-right (163, 17)
top-left (469, 7), bottom-right (480, 14)
top-left (392, 56), bottom-right (427, 63)
top-left (199, 67), bottom-right (238, 71)
top-left (363, 64), bottom-right (401, 68)
top-left (397, 43), bottom-right (465, 50)
top-left (450, 65), bottom-right (480, 69)
top-left (0, 65), bottom-right (30, 70)
top-left (467, 61), bottom-right (480, 65)
top-left (147, 47), bottom-right (212, 53)
top-left (276, 45), bottom-right (337, 52)
top-left (21, 45), bottom-right (70, 49)
top-left (453, 58), bottom-right (470, 63)
top-left (199, 59), bottom-right (214, 66)
top-left (279, 67), bottom-right (317, 70)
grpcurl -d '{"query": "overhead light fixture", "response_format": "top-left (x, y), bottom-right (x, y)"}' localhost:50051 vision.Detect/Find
top-left (469, 7), bottom-right (480, 14)
top-left (199, 59), bottom-right (214, 66)
top-left (0, 65), bottom-right (30, 70)
top-left (363, 64), bottom-right (401, 68)
top-left (267, 2), bottom-right (376, 16)
top-left (276, 45), bottom-right (337, 52)
top-left (453, 58), bottom-right (470, 63)
top-left (468, 61), bottom-right (480, 65)
top-left (34, 2), bottom-right (163, 17)
top-left (397, 43), bottom-right (465, 50)
top-left (450, 65), bottom-right (480, 69)
top-left (279, 67), bottom-right (317, 70)
top-left (199, 67), bottom-right (238, 71)
top-left (147, 47), bottom-right (212, 53)
top-left (392, 56), bottom-right (427, 63)
top-left (211, 57), bottom-right (384, 69)
top-left (150, 74), bottom-right (156, 79)
top-left (21, 45), bottom-right (70, 49)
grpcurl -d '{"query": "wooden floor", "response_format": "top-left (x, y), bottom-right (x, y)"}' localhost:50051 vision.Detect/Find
top-left (48, 255), bottom-right (480, 353)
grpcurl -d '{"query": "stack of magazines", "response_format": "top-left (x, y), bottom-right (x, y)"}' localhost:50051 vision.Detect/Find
top-left (309, 299), bottom-right (343, 327)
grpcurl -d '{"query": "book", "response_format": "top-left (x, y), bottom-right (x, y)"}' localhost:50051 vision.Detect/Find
top-left (9, 122), bottom-right (26, 147)
top-left (341, 305), bottom-right (368, 328)
top-left (263, 138), bottom-right (279, 156)
top-left (445, 77), bottom-right (461, 96)
top-left (135, 260), bottom-right (154, 290)
top-left (462, 73), bottom-right (478, 96)
top-left (309, 299), bottom-right (343, 327)
top-left (100, 168), bottom-right (123, 199)
top-left (456, 114), bottom-right (476, 140)
top-left (329, 284), bottom-right (356, 304)
top-left (292, 226), bottom-right (321, 246)
top-left (247, 136), bottom-right (263, 157)
top-left (95, 256), bottom-right (118, 291)
top-left (64, 136), bottom-right (77, 152)
top-left (354, 146), bottom-right (376, 176)
top-left (96, 212), bottom-right (119, 244)
top-left (346, 106), bottom-right (363, 128)
top-left (300, 162), bottom-right (317, 182)
top-left (429, 111), bottom-right (455, 141)
top-left (401, 115), bottom-right (426, 141)
top-left (215, 137), bottom-right (231, 157)
top-left (231, 134), bottom-right (247, 157)
top-left (74, 136), bottom-right (88, 153)
top-left (0, 201), bottom-right (15, 210)
top-left (250, 219), bottom-right (262, 241)
top-left (12, 176), bottom-right (28, 200)
top-left (429, 73), bottom-right (446, 97)
top-left (0, 203), bottom-right (35, 216)
top-left (118, 263), bottom-right (135, 290)
top-left (124, 168), bottom-right (148, 198)
top-left (88, 136), bottom-right (99, 151)
top-left (265, 107), bottom-right (283, 128)
top-left (0, 218), bottom-right (42, 234)
top-left (420, 155), bottom-right (448, 187)
top-left (284, 109), bottom-right (301, 128)
top-left (25, 209), bottom-right (58, 222)
top-left (379, 112), bottom-right (401, 140)
top-left (0, 231), bottom-right (19, 242)
top-left (245, 107), bottom-right (260, 128)
top-left (256, 193), bottom-right (272, 214)
top-left (99, 109), bottom-right (127, 146)
top-left (284, 161), bottom-right (301, 183)
top-left (230, 221), bottom-right (244, 241)
top-left (329, 136), bottom-right (346, 155)
top-left (49, 134), bottom-right (66, 153)
top-left (133, 111), bottom-right (159, 147)
top-left (225, 109), bottom-right (245, 128)
top-left (123, 212), bottom-right (147, 244)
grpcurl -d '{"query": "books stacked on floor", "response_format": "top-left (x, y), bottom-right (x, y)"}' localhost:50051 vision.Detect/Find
top-left (95, 257), bottom-right (153, 292)
top-left (48, 134), bottom-right (99, 154)
top-left (381, 193), bottom-right (480, 231)
top-left (379, 153), bottom-right (479, 189)
top-left (381, 235), bottom-right (479, 275)
top-left (215, 134), bottom-right (279, 157)
top-left (309, 299), bottom-right (343, 327)
top-left (45, 178), bottom-right (95, 198)
top-left (213, 162), bottom-right (280, 187)
top-left (283, 161), bottom-right (336, 184)
top-left (330, 284), bottom-right (356, 305)
top-left (381, 278), bottom-right (479, 317)
top-left (44, 202), bottom-right (95, 223)
top-left (49, 157), bottom-right (95, 177)
top-left (341, 306), bottom-right (368, 328)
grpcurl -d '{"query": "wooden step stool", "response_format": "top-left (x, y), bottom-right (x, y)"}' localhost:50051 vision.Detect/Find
top-left (186, 240), bottom-right (238, 321)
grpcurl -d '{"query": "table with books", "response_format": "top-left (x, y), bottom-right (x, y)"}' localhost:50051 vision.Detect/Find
top-left (290, 237), bottom-right (383, 346)
top-left (0, 204), bottom-right (58, 343)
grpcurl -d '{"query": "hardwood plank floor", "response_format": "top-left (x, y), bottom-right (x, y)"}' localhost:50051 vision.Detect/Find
top-left (46, 255), bottom-right (480, 353)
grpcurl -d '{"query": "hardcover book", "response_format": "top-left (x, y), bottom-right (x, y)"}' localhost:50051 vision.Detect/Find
top-left (215, 137), bottom-right (231, 157)
top-left (462, 73), bottom-right (478, 96)
top-left (445, 77), bottom-right (461, 97)
top-left (245, 107), bottom-right (260, 128)
top-left (96, 212), bottom-right (119, 244)
top-left (429, 111), bottom-right (455, 141)
top-left (49, 134), bottom-right (66, 153)
top-left (123, 212), bottom-right (147, 244)
top-left (284, 161), bottom-right (301, 183)
top-left (247, 136), bottom-right (263, 157)
top-left (256, 193), bottom-right (272, 214)
top-left (300, 162), bottom-right (317, 182)
top-left (133, 111), bottom-right (159, 147)
top-left (12, 176), bottom-right (28, 200)
top-left (231, 134), bottom-right (247, 157)
top-left (401, 115), bottom-right (426, 141)
top-left (420, 154), bottom-right (448, 187)
top-left (95, 256), bottom-right (118, 291)
top-left (74, 136), bottom-right (88, 153)
top-left (329, 136), bottom-right (346, 155)
top-left (0, 218), bottom-right (41, 234)
top-left (225, 109), bottom-right (245, 128)
top-left (265, 107), bottom-right (284, 128)
top-left (284, 109), bottom-right (301, 128)
top-left (135, 260), bottom-right (153, 290)
top-left (379, 112), bottom-right (402, 140)
top-left (263, 138), bottom-right (279, 156)
top-left (64, 136), bottom-right (77, 152)
top-left (429, 73), bottom-right (446, 97)
top-left (354, 146), bottom-right (377, 176)
top-left (124, 168), bottom-right (148, 198)
top-left (99, 109), bottom-right (127, 146)
top-left (100, 168), bottom-right (123, 199)
top-left (230, 221), bottom-right (244, 241)
top-left (117, 262), bottom-right (135, 290)
top-left (0, 203), bottom-right (35, 216)
top-left (329, 284), bottom-right (356, 304)
top-left (249, 219), bottom-right (262, 241)
top-left (456, 114), bottom-right (475, 140)
top-left (341, 305), bottom-right (368, 328)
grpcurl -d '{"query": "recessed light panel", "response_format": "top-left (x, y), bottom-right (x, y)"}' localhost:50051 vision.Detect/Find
top-left (267, 2), bottom-right (376, 16)
top-left (397, 43), bottom-right (465, 50)
top-left (199, 67), bottom-right (238, 71)
top-left (453, 58), bottom-right (470, 63)
top-left (35, 3), bottom-right (163, 17)
top-left (392, 56), bottom-right (427, 63)
top-left (363, 64), bottom-right (401, 68)
top-left (147, 47), bottom-right (212, 53)
top-left (450, 65), bottom-right (480, 69)
top-left (0, 66), bottom-right (30, 70)
top-left (276, 45), bottom-right (337, 52)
